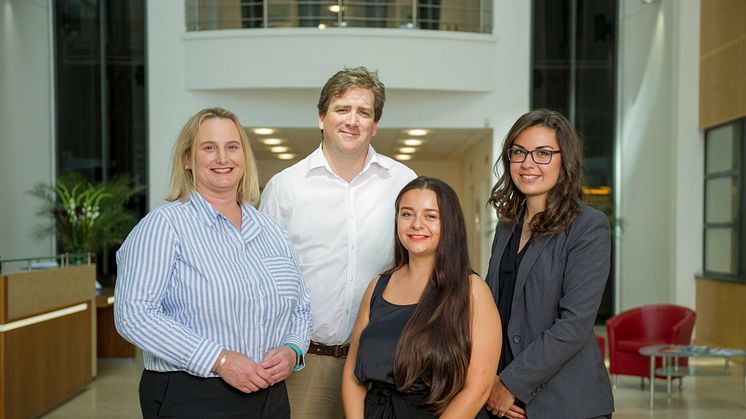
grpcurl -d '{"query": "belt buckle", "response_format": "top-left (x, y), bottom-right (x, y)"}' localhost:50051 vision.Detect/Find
top-left (333, 345), bottom-right (340, 357)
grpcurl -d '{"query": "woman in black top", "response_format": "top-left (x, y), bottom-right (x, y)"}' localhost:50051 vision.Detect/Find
top-left (342, 176), bottom-right (501, 418)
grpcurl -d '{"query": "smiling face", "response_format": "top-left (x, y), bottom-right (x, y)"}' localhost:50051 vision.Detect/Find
top-left (318, 87), bottom-right (379, 158)
top-left (189, 117), bottom-right (245, 199)
top-left (509, 125), bottom-right (562, 207)
top-left (396, 188), bottom-right (441, 259)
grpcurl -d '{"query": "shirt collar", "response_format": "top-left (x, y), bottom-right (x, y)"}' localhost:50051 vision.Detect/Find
top-left (188, 190), bottom-right (260, 240)
top-left (189, 190), bottom-right (222, 227)
top-left (305, 144), bottom-right (392, 177)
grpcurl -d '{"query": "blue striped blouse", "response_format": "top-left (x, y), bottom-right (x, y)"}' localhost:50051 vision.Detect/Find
top-left (114, 191), bottom-right (311, 377)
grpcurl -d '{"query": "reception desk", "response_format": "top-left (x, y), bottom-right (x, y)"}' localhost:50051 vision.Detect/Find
top-left (0, 265), bottom-right (96, 419)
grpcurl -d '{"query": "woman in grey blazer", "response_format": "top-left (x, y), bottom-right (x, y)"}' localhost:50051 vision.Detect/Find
top-left (484, 109), bottom-right (614, 419)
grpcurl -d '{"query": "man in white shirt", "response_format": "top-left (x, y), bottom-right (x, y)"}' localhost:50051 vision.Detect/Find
top-left (260, 67), bottom-right (417, 419)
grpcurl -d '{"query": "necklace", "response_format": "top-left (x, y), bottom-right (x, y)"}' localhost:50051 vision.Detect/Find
top-left (521, 226), bottom-right (531, 241)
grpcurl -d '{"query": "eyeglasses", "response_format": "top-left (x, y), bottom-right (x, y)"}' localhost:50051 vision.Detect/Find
top-left (507, 147), bottom-right (561, 165)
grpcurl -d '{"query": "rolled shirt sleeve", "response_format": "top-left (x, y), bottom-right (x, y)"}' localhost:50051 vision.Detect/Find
top-left (114, 211), bottom-right (223, 377)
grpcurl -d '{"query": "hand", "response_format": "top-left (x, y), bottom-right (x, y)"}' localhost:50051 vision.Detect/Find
top-left (217, 350), bottom-right (273, 393)
top-left (260, 346), bottom-right (296, 384)
top-left (486, 376), bottom-right (526, 419)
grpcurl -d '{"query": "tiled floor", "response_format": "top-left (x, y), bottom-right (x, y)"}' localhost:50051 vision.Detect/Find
top-left (43, 355), bottom-right (746, 418)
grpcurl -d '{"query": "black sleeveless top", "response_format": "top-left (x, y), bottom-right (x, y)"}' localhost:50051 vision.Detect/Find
top-left (355, 273), bottom-right (489, 419)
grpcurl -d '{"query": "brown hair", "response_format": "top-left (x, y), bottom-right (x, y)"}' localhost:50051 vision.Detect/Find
top-left (488, 109), bottom-right (584, 236)
top-left (166, 107), bottom-right (260, 205)
top-left (317, 66), bottom-right (386, 121)
top-left (387, 176), bottom-right (472, 415)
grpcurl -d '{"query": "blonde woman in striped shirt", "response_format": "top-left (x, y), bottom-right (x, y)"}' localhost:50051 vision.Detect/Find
top-left (115, 108), bottom-right (311, 419)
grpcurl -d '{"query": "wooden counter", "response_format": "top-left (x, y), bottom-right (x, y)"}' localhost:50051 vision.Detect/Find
top-left (0, 265), bottom-right (96, 419)
top-left (96, 289), bottom-right (136, 358)
top-left (695, 276), bottom-right (746, 350)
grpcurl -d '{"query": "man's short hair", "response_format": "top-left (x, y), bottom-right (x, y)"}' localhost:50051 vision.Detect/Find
top-left (317, 66), bottom-right (386, 122)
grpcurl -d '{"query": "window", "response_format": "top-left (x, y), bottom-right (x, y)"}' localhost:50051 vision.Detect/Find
top-left (54, 0), bottom-right (148, 285)
top-left (531, 0), bottom-right (617, 321)
top-left (703, 119), bottom-right (743, 279)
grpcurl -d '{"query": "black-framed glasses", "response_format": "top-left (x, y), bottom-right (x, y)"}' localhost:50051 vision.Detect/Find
top-left (507, 147), bottom-right (561, 165)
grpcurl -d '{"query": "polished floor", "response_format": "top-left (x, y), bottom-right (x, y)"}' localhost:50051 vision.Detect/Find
top-left (43, 356), bottom-right (746, 418)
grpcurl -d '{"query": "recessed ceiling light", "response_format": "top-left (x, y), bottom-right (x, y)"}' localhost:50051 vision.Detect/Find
top-left (262, 138), bottom-right (283, 145)
top-left (406, 129), bottom-right (429, 136)
top-left (253, 128), bottom-right (275, 135)
top-left (402, 139), bottom-right (423, 146)
top-left (278, 153), bottom-right (296, 160)
top-left (328, 5), bottom-right (341, 13)
top-left (270, 146), bottom-right (289, 153)
top-left (395, 154), bottom-right (412, 161)
top-left (318, 23), bottom-right (327, 30)
top-left (399, 147), bottom-right (417, 154)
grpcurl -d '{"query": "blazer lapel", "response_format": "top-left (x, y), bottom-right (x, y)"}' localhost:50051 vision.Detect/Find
top-left (513, 234), bottom-right (551, 303)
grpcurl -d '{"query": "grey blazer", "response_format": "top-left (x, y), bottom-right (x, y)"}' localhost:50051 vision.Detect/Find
top-left (485, 203), bottom-right (614, 419)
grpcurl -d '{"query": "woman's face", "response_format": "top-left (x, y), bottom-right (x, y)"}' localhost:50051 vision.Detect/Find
top-left (190, 118), bottom-right (245, 198)
top-left (397, 188), bottom-right (441, 258)
top-left (509, 125), bottom-right (562, 205)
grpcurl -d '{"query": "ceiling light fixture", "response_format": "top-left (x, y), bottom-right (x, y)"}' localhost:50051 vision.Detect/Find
top-left (278, 153), bottom-right (296, 160)
top-left (402, 139), bottom-right (423, 146)
top-left (399, 147), bottom-right (417, 154)
top-left (406, 129), bottom-right (429, 136)
top-left (328, 5), bottom-right (341, 13)
top-left (395, 154), bottom-right (412, 161)
top-left (262, 138), bottom-right (283, 145)
top-left (270, 146), bottom-right (289, 153)
top-left (253, 128), bottom-right (275, 135)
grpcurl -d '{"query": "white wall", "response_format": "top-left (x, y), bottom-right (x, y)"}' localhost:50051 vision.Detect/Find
top-left (461, 135), bottom-right (494, 276)
top-left (184, 30), bottom-right (498, 92)
top-left (0, 0), bottom-right (55, 261)
top-left (616, 0), bottom-right (701, 310)
top-left (146, 0), bottom-right (531, 207)
top-left (670, 0), bottom-right (701, 310)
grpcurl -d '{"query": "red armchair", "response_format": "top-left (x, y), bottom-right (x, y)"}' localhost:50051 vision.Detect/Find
top-left (606, 304), bottom-right (696, 383)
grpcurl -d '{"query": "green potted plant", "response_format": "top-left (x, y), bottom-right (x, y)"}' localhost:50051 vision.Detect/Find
top-left (30, 173), bottom-right (141, 263)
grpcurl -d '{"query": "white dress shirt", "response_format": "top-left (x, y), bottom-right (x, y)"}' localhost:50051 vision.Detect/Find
top-left (260, 145), bottom-right (416, 345)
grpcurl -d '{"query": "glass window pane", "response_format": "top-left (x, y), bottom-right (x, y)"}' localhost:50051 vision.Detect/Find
top-left (706, 122), bottom-right (739, 174)
top-left (340, 1), bottom-right (412, 29)
top-left (704, 228), bottom-right (738, 274)
top-left (705, 177), bottom-right (738, 224)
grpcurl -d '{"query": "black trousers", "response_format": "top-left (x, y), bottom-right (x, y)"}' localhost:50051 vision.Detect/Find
top-left (139, 370), bottom-right (290, 419)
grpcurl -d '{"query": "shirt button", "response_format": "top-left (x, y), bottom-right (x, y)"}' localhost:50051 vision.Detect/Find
top-left (513, 335), bottom-right (521, 344)
top-left (345, 308), bottom-right (350, 313)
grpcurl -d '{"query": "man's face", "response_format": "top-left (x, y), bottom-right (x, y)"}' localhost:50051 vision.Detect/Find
top-left (318, 87), bottom-right (379, 157)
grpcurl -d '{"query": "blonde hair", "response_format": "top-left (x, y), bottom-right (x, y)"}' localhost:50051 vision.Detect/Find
top-left (166, 107), bottom-right (260, 205)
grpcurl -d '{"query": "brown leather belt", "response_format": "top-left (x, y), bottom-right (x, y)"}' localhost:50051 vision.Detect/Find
top-left (308, 342), bottom-right (350, 358)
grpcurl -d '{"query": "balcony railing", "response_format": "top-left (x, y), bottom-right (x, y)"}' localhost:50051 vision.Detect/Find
top-left (186, 0), bottom-right (493, 34)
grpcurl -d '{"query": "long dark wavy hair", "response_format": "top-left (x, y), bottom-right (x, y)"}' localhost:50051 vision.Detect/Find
top-left (386, 176), bottom-right (472, 415)
top-left (487, 109), bottom-right (584, 236)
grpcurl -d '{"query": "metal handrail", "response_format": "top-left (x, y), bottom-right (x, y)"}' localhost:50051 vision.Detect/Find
top-left (185, 0), bottom-right (493, 34)
top-left (0, 253), bottom-right (95, 273)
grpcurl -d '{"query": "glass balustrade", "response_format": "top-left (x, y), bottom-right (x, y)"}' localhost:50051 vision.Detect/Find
top-left (185, 0), bottom-right (493, 33)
